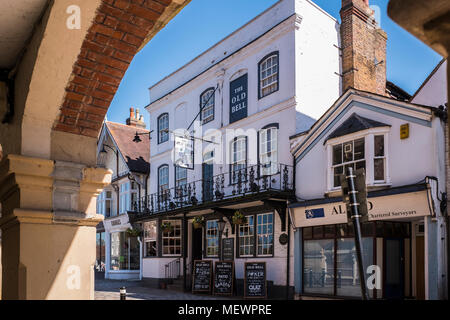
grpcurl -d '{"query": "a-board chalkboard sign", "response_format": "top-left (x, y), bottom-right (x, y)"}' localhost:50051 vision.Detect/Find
top-left (222, 238), bottom-right (234, 261)
top-left (192, 260), bottom-right (213, 293)
top-left (214, 261), bottom-right (234, 296)
top-left (244, 262), bottom-right (267, 299)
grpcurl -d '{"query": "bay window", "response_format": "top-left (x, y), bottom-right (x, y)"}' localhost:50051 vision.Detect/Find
top-left (328, 130), bottom-right (389, 190)
top-left (119, 182), bottom-right (138, 214)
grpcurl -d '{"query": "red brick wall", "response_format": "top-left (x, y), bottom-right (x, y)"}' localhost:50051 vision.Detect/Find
top-left (340, 0), bottom-right (387, 95)
top-left (54, 0), bottom-right (175, 138)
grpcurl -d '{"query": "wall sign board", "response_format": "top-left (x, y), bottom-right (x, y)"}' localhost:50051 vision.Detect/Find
top-left (214, 261), bottom-right (234, 296)
top-left (229, 74), bottom-right (248, 124)
top-left (192, 260), bottom-right (213, 293)
top-left (222, 238), bottom-right (234, 261)
top-left (244, 262), bottom-right (267, 299)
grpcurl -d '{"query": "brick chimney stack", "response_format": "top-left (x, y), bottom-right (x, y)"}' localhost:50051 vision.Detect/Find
top-left (126, 107), bottom-right (146, 129)
top-left (340, 0), bottom-right (387, 96)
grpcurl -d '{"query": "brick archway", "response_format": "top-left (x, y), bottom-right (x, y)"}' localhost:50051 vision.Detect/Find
top-left (55, 0), bottom-right (188, 138)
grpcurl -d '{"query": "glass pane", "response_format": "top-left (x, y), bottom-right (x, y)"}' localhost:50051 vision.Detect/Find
top-left (303, 227), bottom-right (313, 240)
top-left (355, 161), bottom-right (366, 170)
top-left (333, 144), bottom-right (342, 165)
top-left (336, 238), bottom-right (374, 297)
top-left (313, 226), bottom-right (323, 239)
top-left (304, 240), bottom-right (335, 295)
top-left (354, 139), bottom-right (365, 160)
top-left (334, 166), bottom-right (343, 187)
top-left (343, 142), bottom-right (353, 162)
top-left (374, 159), bottom-right (384, 181)
top-left (374, 135), bottom-right (384, 157)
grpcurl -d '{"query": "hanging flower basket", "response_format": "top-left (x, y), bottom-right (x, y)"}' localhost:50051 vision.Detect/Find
top-left (232, 211), bottom-right (247, 225)
top-left (193, 216), bottom-right (205, 229)
top-left (161, 222), bottom-right (173, 233)
top-left (126, 227), bottom-right (142, 238)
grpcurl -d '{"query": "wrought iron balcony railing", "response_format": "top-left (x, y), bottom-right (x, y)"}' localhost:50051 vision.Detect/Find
top-left (132, 163), bottom-right (294, 216)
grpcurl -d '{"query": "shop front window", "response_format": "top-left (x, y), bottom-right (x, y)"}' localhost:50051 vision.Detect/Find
top-left (96, 232), bottom-right (106, 271)
top-left (110, 232), bottom-right (140, 271)
top-left (304, 239), bottom-right (335, 295)
top-left (336, 237), bottom-right (373, 297)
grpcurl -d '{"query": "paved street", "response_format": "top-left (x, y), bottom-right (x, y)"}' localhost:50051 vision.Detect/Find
top-left (95, 280), bottom-right (230, 300)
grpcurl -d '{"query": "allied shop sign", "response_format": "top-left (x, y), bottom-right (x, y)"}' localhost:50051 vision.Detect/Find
top-left (291, 189), bottom-right (434, 228)
top-left (229, 74), bottom-right (248, 124)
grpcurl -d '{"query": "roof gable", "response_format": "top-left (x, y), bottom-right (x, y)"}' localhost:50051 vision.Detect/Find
top-left (104, 122), bottom-right (150, 174)
top-left (291, 89), bottom-right (433, 164)
top-left (325, 113), bottom-right (390, 142)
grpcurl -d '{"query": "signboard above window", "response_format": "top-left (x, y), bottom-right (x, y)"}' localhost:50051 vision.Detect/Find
top-left (229, 74), bottom-right (248, 124)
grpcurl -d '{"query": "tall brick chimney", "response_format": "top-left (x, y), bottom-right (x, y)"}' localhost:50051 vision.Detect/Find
top-left (126, 107), bottom-right (146, 129)
top-left (340, 0), bottom-right (387, 95)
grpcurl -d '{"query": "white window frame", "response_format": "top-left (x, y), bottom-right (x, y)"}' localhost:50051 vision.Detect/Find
top-left (231, 136), bottom-right (247, 184)
top-left (259, 53), bottom-right (279, 98)
top-left (144, 221), bottom-right (158, 258)
top-left (119, 181), bottom-right (138, 214)
top-left (326, 128), bottom-right (390, 192)
top-left (158, 113), bottom-right (169, 144)
top-left (161, 220), bottom-right (182, 257)
top-left (200, 89), bottom-right (215, 124)
top-left (238, 216), bottom-right (254, 257)
top-left (158, 165), bottom-right (169, 192)
top-left (256, 212), bottom-right (274, 257)
top-left (205, 219), bottom-right (219, 258)
top-left (259, 127), bottom-right (278, 176)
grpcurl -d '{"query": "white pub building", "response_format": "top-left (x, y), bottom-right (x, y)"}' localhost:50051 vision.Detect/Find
top-left (130, 0), bottom-right (341, 297)
top-left (126, 0), bottom-right (448, 300)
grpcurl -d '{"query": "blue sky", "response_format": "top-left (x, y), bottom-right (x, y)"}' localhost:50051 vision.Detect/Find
top-left (106, 0), bottom-right (443, 126)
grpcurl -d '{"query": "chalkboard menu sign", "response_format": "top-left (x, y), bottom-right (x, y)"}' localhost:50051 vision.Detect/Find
top-left (244, 262), bottom-right (267, 299)
top-left (222, 238), bottom-right (234, 261)
top-left (192, 260), bottom-right (213, 293)
top-left (229, 74), bottom-right (248, 123)
top-left (214, 261), bottom-right (234, 296)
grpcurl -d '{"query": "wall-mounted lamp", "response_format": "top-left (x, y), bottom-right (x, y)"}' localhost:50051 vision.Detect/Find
top-left (133, 130), bottom-right (153, 143)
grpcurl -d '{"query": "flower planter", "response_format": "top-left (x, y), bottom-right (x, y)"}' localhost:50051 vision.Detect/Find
top-left (193, 222), bottom-right (204, 229)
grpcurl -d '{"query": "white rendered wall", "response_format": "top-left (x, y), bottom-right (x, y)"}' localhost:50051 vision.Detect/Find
top-left (411, 60), bottom-right (447, 107)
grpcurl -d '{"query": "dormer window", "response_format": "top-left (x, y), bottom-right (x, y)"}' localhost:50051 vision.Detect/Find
top-left (332, 138), bottom-right (365, 187)
top-left (325, 114), bottom-right (390, 191)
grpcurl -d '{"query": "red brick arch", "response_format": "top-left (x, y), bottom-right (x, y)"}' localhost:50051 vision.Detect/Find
top-left (54, 0), bottom-right (186, 138)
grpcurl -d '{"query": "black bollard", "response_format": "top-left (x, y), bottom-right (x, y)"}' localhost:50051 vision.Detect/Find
top-left (120, 287), bottom-right (126, 300)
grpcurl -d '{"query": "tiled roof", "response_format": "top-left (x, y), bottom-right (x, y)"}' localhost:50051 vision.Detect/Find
top-left (325, 113), bottom-right (390, 142)
top-left (106, 121), bottom-right (150, 174)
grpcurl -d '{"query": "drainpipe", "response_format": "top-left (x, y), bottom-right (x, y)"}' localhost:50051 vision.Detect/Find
top-left (286, 207), bottom-right (291, 300)
top-left (138, 236), bottom-right (143, 281)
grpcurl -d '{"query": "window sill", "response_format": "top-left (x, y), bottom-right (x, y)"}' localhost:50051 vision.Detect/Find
top-left (325, 183), bottom-right (392, 198)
